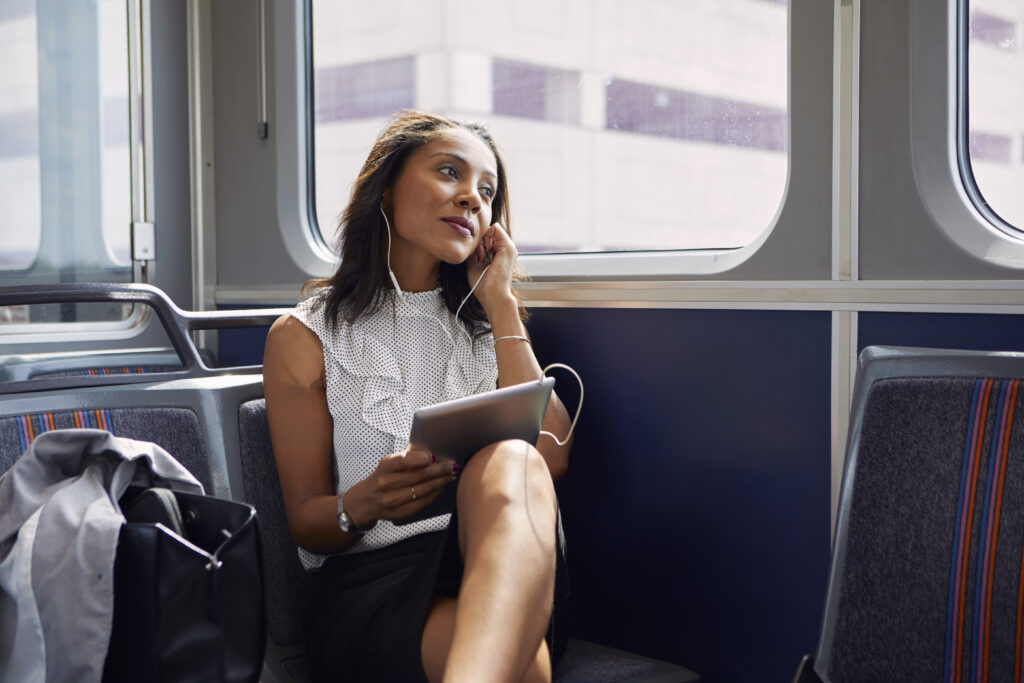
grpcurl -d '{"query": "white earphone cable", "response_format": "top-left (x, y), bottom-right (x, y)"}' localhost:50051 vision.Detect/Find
top-left (382, 204), bottom-right (491, 346)
top-left (453, 264), bottom-right (490, 343)
top-left (381, 205), bottom-right (403, 295)
top-left (379, 208), bottom-right (582, 440)
top-left (538, 362), bottom-right (583, 447)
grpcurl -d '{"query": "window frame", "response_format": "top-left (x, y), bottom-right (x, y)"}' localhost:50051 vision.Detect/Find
top-left (0, 0), bottom-right (156, 341)
top-left (905, 0), bottom-right (1024, 270)
top-left (956, 0), bottom-right (1022, 240)
top-left (281, 0), bottom-right (837, 282)
top-left (273, 0), bottom-right (339, 279)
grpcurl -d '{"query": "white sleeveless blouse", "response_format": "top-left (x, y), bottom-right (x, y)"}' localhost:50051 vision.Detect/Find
top-left (288, 287), bottom-right (498, 570)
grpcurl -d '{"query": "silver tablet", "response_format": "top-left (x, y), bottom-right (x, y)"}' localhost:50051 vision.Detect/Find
top-left (395, 376), bottom-right (555, 525)
top-left (409, 376), bottom-right (555, 464)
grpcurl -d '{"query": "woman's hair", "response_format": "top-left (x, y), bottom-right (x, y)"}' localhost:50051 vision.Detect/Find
top-left (305, 110), bottom-right (527, 335)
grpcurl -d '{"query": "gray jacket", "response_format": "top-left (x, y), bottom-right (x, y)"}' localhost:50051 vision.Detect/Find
top-left (0, 429), bottom-right (203, 683)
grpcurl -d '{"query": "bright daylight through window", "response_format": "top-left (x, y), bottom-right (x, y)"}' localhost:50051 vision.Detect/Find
top-left (966, 0), bottom-right (1024, 230)
top-left (311, 0), bottom-right (789, 255)
top-left (0, 0), bottom-right (131, 324)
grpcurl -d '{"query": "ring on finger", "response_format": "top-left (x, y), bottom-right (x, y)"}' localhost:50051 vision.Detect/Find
top-left (411, 486), bottom-right (417, 501)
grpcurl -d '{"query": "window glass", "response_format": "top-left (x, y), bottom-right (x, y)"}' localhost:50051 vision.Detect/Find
top-left (966, 1), bottom-right (1024, 229)
top-left (311, 0), bottom-right (789, 254)
top-left (0, 2), bottom-right (41, 271)
top-left (0, 0), bottom-right (131, 287)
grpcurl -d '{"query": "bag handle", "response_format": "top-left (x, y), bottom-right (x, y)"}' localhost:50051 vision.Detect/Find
top-left (121, 486), bottom-right (186, 537)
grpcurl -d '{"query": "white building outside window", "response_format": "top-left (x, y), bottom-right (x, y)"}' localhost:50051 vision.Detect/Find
top-left (311, 0), bottom-right (790, 254)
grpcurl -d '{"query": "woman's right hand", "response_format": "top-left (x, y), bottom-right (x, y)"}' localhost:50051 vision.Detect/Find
top-left (345, 447), bottom-right (458, 527)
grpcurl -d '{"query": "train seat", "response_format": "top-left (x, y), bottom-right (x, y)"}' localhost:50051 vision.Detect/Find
top-left (0, 399), bottom-right (702, 682)
top-left (796, 346), bottom-right (1024, 683)
top-left (239, 397), bottom-right (700, 683)
top-left (238, 398), bottom-right (313, 682)
top-left (1, 284), bottom-right (699, 682)
top-left (0, 349), bottom-right (186, 382)
top-left (0, 406), bottom-right (211, 489)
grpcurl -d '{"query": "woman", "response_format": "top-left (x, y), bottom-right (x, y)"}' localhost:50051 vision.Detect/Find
top-left (263, 111), bottom-right (573, 683)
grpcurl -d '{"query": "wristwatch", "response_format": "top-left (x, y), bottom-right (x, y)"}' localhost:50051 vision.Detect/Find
top-left (337, 490), bottom-right (375, 535)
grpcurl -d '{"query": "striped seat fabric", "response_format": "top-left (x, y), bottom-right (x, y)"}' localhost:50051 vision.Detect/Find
top-left (0, 408), bottom-right (212, 491)
top-left (31, 365), bottom-right (182, 379)
top-left (827, 376), bottom-right (1024, 683)
top-left (11, 409), bottom-right (114, 452)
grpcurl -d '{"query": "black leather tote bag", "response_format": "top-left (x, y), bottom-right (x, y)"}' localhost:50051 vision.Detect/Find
top-left (102, 487), bottom-right (266, 683)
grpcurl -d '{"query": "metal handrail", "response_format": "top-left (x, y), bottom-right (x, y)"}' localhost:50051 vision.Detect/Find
top-left (0, 283), bottom-right (291, 394)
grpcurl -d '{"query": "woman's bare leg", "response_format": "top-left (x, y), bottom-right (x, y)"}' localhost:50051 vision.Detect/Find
top-left (420, 439), bottom-right (558, 683)
top-left (421, 599), bottom-right (553, 682)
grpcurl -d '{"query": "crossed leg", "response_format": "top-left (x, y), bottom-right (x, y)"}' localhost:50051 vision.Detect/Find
top-left (420, 439), bottom-right (559, 683)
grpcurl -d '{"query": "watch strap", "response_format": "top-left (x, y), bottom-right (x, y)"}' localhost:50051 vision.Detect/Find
top-left (337, 490), bottom-right (375, 535)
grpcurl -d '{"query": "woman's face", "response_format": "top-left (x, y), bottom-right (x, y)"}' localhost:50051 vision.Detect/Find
top-left (385, 128), bottom-right (498, 271)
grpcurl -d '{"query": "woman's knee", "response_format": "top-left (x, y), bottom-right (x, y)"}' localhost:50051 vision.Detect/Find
top-left (458, 439), bottom-right (555, 508)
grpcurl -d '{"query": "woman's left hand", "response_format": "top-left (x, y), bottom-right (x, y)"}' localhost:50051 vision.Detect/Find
top-left (466, 222), bottom-right (518, 316)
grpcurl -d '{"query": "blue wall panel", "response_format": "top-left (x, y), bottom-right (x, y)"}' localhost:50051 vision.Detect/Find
top-left (218, 303), bottom-right (832, 682)
top-left (859, 312), bottom-right (1024, 354)
top-left (217, 325), bottom-right (271, 367)
top-left (527, 308), bottom-right (831, 683)
top-left (215, 305), bottom-right (274, 367)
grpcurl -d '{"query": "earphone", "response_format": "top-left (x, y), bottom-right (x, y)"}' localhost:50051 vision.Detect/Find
top-left (380, 203), bottom-right (582, 445)
top-left (381, 205), bottom-right (404, 295)
top-left (381, 203), bottom-right (490, 346)
top-left (538, 363), bottom-right (584, 446)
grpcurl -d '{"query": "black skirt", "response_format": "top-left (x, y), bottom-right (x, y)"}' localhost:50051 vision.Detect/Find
top-left (304, 508), bottom-right (569, 683)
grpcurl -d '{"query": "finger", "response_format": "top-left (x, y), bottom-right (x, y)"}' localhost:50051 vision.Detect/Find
top-left (381, 473), bottom-right (453, 512)
top-left (399, 448), bottom-right (433, 470)
top-left (388, 476), bottom-right (454, 517)
top-left (485, 228), bottom-right (515, 260)
top-left (376, 452), bottom-right (432, 489)
top-left (395, 487), bottom-right (446, 516)
top-left (378, 451), bottom-right (414, 473)
top-left (496, 224), bottom-right (515, 246)
top-left (379, 461), bottom-right (458, 490)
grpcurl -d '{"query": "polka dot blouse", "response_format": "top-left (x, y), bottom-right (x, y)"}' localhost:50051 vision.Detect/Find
top-left (288, 287), bottom-right (498, 570)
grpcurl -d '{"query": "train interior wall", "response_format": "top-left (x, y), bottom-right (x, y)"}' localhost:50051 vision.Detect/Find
top-left (221, 305), bottom-right (834, 681)
top-left (10, 1), bottom-right (1024, 681)
top-left (219, 305), bottom-right (1024, 682)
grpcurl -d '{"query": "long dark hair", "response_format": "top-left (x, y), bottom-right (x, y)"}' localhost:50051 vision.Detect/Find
top-left (305, 111), bottom-right (527, 336)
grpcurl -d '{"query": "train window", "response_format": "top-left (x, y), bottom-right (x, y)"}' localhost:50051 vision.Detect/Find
top-left (962, 1), bottom-right (1024, 231)
top-left (0, 0), bottom-right (131, 287)
top-left (309, 0), bottom-right (788, 255)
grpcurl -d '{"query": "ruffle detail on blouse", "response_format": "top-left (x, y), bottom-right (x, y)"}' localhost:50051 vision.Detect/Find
top-left (327, 317), bottom-right (409, 443)
top-left (311, 289), bottom-right (497, 444)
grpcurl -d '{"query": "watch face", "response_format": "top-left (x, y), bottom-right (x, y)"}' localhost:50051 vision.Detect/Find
top-left (338, 511), bottom-right (361, 534)
top-left (337, 493), bottom-right (371, 534)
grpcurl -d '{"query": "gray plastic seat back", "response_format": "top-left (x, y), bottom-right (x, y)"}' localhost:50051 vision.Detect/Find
top-left (238, 399), bottom-right (311, 681)
top-left (816, 346), bottom-right (1024, 682)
